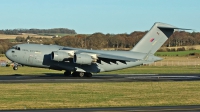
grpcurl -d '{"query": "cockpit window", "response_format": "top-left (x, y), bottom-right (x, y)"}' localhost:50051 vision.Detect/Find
top-left (11, 46), bottom-right (20, 50)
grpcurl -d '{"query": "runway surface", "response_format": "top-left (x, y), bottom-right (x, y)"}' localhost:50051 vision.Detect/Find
top-left (0, 73), bottom-right (200, 83)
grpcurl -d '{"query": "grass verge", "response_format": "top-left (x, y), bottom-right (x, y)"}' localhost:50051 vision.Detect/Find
top-left (0, 82), bottom-right (200, 110)
top-left (155, 50), bottom-right (200, 56)
top-left (0, 67), bottom-right (63, 75)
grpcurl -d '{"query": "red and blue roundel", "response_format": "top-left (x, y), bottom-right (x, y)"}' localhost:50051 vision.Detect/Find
top-left (150, 38), bottom-right (154, 42)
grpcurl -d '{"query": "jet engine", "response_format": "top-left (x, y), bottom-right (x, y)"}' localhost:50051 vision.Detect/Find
top-left (74, 54), bottom-right (97, 65)
top-left (51, 50), bottom-right (74, 61)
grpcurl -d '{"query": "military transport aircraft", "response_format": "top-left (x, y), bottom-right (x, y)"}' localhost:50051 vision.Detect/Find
top-left (5, 22), bottom-right (190, 77)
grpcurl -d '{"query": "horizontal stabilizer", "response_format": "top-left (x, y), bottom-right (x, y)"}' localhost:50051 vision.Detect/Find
top-left (157, 26), bottom-right (192, 30)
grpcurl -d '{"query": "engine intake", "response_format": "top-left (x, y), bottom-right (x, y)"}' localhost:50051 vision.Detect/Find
top-left (51, 50), bottom-right (74, 61)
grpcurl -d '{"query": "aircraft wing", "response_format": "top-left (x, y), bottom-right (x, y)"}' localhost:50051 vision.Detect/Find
top-left (96, 53), bottom-right (138, 64)
top-left (97, 53), bottom-right (138, 62)
top-left (58, 47), bottom-right (139, 64)
top-left (74, 50), bottom-right (139, 64)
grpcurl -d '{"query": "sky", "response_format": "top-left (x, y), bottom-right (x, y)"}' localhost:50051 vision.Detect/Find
top-left (0, 0), bottom-right (199, 34)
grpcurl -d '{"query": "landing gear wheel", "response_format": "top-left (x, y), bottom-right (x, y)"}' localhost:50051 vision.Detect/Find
top-left (79, 72), bottom-right (84, 77)
top-left (85, 73), bottom-right (92, 77)
top-left (71, 72), bottom-right (92, 77)
top-left (72, 72), bottom-right (85, 77)
top-left (13, 66), bottom-right (18, 70)
top-left (64, 71), bottom-right (71, 76)
top-left (72, 72), bottom-right (79, 77)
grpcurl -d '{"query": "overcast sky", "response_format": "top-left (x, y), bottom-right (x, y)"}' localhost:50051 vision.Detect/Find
top-left (0, 0), bottom-right (199, 34)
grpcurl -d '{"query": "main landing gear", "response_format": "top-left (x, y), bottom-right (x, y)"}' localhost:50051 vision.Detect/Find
top-left (64, 71), bottom-right (92, 77)
top-left (64, 71), bottom-right (71, 76)
top-left (72, 72), bottom-right (92, 77)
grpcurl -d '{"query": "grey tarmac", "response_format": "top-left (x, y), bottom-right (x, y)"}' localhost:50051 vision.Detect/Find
top-left (0, 74), bottom-right (200, 83)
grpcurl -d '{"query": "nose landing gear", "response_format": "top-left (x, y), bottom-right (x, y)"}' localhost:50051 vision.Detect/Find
top-left (13, 63), bottom-right (18, 70)
top-left (13, 65), bottom-right (18, 70)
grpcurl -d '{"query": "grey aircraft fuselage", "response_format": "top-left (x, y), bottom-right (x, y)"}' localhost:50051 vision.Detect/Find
top-left (5, 22), bottom-right (190, 77)
top-left (6, 44), bottom-right (161, 73)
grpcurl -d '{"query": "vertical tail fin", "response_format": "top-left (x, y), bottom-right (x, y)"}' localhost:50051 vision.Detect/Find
top-left (130, 22), bottom-right (188, 54)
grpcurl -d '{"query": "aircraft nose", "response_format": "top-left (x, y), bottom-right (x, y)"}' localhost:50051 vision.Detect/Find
top-left (5, 49), bottom-right (12, 60)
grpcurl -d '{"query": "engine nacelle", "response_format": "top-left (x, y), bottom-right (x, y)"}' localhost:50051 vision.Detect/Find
top-left (74, 54), bottom-right (97, 65)
top-left (51, 50), bottom-right (74, 61)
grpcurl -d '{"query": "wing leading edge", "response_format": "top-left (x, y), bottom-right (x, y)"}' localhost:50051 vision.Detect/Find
top-left (61, 47), bottom-right (139, 64)
top-left (97, 53), bottom-right (138, 62)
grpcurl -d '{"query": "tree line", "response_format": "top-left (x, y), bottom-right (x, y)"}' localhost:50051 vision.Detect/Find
top-left (0, 28), bottom-right (76, 35)
top-left (0, 31), bottom-right (200, 54)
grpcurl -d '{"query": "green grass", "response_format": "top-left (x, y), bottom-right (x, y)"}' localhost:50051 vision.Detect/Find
top-left (0, 82), bottom-right (200, 110)
top-left (0, 67), bottom-right (63, 75)
top-left (155, 50), bottom-right (200, 56)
